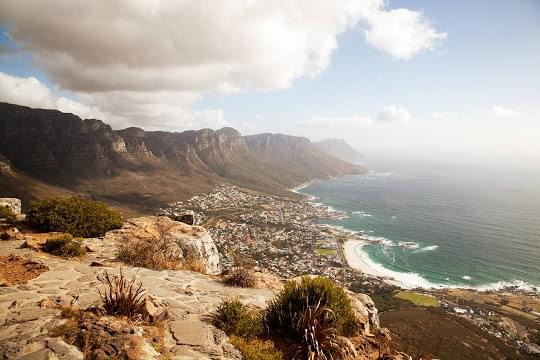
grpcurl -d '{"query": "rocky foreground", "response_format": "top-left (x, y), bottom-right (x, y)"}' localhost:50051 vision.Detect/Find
top-left (0, 217), bottom-right (382, 360)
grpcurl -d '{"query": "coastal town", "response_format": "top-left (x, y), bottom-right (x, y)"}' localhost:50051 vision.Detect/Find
top-left (163, 184), bottom-right (368, 282)
top-left (163, 183), bottom-right (540, 357)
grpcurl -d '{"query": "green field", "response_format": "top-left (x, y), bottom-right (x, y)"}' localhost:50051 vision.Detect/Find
top-left (395, 291), bottom-right (439, 307)
top-left (315, 248), bottom-right (337, 256)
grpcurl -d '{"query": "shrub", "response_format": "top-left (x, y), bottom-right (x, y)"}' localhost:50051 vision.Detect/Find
top-left (43, 234), bottom-right (86, 257)
top-left (230, 336), bottom-right (283, 360)
top-left (0, 206), bottom-right (15, 223)
top-left (226, 266), bottom-right (256, 288)
top-left (99, 269), bottom-right (146, 318)
top-left (214, 299), bottom-right (264, 339)
top-left (116, 217), bottom-right (207, 272)
top-left (266, 276), bottom-right (359, 337)
top-left (26, 197), bottom-right (122, 237)
top-left (294, 302), bottom-right (357, 360)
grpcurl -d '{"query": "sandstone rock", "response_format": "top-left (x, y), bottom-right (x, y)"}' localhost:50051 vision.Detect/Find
top-left (141, 296), bottom-right (169, 323)
top-left (4, 227), bottom-right (24, 241)
top-left (347, 290), bottom-right (380, 335)
top-left (105, 216), bottom-right (220, 274)
top-left (0, 198), bottom-right (21, 215)
top-left (46, 337), bottom-right (84, 360)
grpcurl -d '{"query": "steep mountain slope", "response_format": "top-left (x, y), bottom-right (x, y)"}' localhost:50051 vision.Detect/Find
top-left (0, 102), bottom-right (364, 213)
top-left (314, 138), bottom-right (363, 163)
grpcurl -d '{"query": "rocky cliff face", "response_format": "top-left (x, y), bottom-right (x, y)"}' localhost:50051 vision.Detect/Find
top-left (0, 102), bottom-right (364, 211)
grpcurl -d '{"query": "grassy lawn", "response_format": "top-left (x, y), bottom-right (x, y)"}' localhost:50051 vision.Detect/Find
top-left (315, 248), bottom-right (337, 256)
top-left (395, 291), bottom-right (439, 307)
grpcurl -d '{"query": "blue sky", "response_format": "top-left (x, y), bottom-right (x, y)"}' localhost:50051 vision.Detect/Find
top-left (0, 0), bottom-right (539, 165)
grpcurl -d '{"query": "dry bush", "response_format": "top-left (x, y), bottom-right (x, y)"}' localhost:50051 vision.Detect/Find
top-left (225, 251), bottom-right (256, 288)
top-left (294, 301), bottom-right (357, 360)
top-left (98, 268), bottom-right (146, 318)
top-left (116, 217), bottom-right (205, 272)
top-left (226, 266), bottom-right (256, 288)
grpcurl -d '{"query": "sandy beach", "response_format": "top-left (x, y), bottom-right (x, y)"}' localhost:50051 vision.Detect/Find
top-left (289, 180), bottom-right (316, 193)
top-left (343, 239), bottom-right (436, 289)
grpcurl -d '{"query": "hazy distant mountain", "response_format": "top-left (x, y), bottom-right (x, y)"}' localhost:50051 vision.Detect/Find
top-left (0, 102), bottom-right (364, 213)
top-left (313, 138), bottom-right (363, 163)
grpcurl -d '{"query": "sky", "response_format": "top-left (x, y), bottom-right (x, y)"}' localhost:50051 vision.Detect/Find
top-left (0, 0), bottom-right (539, 167)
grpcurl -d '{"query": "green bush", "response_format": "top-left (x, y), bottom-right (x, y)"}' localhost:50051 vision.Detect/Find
top-left (26, 198), bottom-right (123, 237)
top-left (43, 234), bottom-right (86, 257)
top-left (266, 276), bottom-right (359, 337)
top-left (0, 206), bottom-right (15, 223)
top-left (229, 336), bottom-right (283, 360)
top-left (214, 299), bottom-right (264, 339)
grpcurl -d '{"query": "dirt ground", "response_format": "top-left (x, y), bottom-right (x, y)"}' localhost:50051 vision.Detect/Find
top-left (380, 308), bottom-right (536, 360)
top-left (0, 255), bottom-right (48, 285)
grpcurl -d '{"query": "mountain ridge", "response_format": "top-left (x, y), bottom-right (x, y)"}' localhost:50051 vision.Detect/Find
top-left (0, 102), bottom-right (364, 213)
top-left (314, 138), bottom-right (363, 163)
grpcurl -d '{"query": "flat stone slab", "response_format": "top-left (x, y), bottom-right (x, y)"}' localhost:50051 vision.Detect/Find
top-left (169, 320), bottom-right (213, 347)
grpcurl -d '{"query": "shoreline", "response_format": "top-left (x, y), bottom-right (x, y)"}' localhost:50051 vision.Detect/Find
top-left (289, 180), bottom-right (316, 193)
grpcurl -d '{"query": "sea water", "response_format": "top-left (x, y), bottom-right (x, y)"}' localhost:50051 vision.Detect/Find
top-left (300, 158), bottom-right (540, 290)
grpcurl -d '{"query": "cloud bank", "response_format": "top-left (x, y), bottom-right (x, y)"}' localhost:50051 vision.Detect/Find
top-left (377, 105), bottom-right (411, 122)
top-left (492, 105), bottom-right (520, 117)
top-left (0, 0), bottom-right (445, 129)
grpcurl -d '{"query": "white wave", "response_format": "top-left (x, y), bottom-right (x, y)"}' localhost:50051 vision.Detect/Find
top-left (399, 241), bottom-right (421, 249)
top-left (462, 275), bottom-right (472, 280)
top-left (351, 210), bottom-right (372, 217)
top-left (413, 245), bottom-right (439, 253)
top-left (363, 170), bottom-right (393, 178)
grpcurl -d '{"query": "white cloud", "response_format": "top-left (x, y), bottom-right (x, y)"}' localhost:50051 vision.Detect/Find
top-left (492, 105), bottom-right (520, 117)
top-left (363, 7), bottom-right (447, 59)
top-left (0, 1), bottom-right (445, 129)
top-left (0, 72), bottom-right (227, 130)
top-left (0, 72), bottom-right (110, 120)
top-left (377, 105), bottom-right (411, 122)
top-left (431, 111), bottom-right (459, 119)
top-left (300, 115), bottom-right (372, 128)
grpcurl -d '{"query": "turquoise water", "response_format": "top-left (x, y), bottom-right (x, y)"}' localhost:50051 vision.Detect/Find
top-left (301, 159), bottom-right (540, 289)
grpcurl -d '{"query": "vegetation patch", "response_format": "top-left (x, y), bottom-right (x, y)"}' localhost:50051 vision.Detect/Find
top-left (229, 336), bottom-right (283, 360)
top-left (0, 206), bottom-right (15, 224)
top-left (42, 234), bottom-right (86, 258)
top-left (99, 269), bottom-right (146, 319)
top-left (266, 276), bottom-right (359, 337)
top-left (295, 302), bottom-right (356, 360)
top-left (394, 291), bottom-right (439, 307)
top-left (315, 248), bottom-right (336, 256)
top-left (225, 266), bottom-right (256, 288)
top-left (26, 197), bottom-right (122, 237)
top-left (214, 299), bottom-right (264, 339)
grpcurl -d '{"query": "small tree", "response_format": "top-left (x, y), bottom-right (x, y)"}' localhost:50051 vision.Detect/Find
top-left (26, 198), bottom-right (122, 237)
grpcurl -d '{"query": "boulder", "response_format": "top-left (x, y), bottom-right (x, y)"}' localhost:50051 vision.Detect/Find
top-left (347, 290), bottom-right (380, 335)
top-left (0, 198), bottom-right (21, 215)
top-left (105, 216), bottom-right (220, 274)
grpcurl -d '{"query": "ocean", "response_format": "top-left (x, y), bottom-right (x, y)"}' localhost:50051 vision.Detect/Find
top-left (299, 158), bottom-right (540, 290)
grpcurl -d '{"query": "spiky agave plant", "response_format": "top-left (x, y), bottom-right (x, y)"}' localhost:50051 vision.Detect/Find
top-left (98, 268), bottom-right (146, 318)
top-left (294, 300), bottom-right (357, 360)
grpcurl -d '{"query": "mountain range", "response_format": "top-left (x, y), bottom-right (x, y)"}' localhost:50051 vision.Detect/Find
top-left (0, 102), bottom-right (364, 214)
top-left (313, 138), bottom-right (363, 163)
